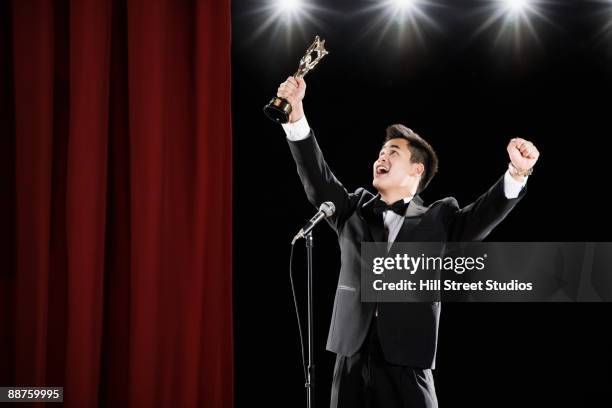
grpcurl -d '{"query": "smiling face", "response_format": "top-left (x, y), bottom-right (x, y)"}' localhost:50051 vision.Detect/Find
top-left (372, 138), bottom-right (424, 198)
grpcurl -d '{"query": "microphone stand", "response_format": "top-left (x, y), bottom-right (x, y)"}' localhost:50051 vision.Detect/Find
top-left (305, 231), bottom-right (315, 408)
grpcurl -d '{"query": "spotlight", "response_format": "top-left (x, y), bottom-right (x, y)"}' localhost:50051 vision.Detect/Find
top-left (385, 0), bottom-right (431, 22)
top-left (276, 0), bottom-right (303, 14)
top-left (474, 0), bottom-right (552, 50)
top-left (392, 0), bottom-right (419, 12)
top-left (244, 0), bottom-right (328, 44)
top-left (356, 0), bottom-right (441, 48)
top-left (504, 0), bottom-right (529, 13)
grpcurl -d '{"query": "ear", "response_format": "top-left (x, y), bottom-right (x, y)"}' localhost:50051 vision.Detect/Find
top-left (413, 162), bottom-right (425, 178)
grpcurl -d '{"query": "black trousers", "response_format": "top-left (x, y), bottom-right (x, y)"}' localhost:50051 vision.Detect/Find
top-left (330, 318), bottom-right (438, 408)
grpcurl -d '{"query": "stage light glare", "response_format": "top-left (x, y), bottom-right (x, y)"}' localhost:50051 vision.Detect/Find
top-left (242, 0), bottom-right (329, 46)
top-left (354, 0), bottom-right (440, 49)
top-left (474, 0), bottom-right (552, 50)
top-left (276, 0), bottom-right (302, 13)
top-left (505, 0), bottom-right (529, 12)
top-left (392, 0), bottom-right (418, 12)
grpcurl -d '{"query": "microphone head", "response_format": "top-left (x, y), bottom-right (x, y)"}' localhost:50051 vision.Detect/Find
top-left (319, 201), bottom-right (335, 217)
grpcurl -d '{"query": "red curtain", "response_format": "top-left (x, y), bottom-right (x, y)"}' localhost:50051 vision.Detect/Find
top-left (0, 0), bottom-right (233, 407)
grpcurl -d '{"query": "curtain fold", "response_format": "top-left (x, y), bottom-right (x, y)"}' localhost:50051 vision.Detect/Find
top-left (1, 0), bottom-right (233, 406)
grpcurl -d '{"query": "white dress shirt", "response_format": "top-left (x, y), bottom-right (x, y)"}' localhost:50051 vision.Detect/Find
top-left (282, 114), bottom-right (529, 244)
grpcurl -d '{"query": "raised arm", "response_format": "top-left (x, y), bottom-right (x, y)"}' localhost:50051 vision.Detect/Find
top-left (277, 77), bottom-right (352, 231)
top-left (448, 137), bottom-right (540, 241)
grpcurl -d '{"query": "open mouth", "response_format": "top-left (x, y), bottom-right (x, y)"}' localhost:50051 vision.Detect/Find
top-left (375, 165), bottom-right (389, 176)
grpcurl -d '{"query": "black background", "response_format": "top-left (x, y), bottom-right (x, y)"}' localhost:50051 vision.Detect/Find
top-left (233, 1), bottom-right (612, 406)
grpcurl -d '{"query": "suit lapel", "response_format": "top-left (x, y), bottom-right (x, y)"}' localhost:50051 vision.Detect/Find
top-left (394, 195), bottom-right (428, 243)
top-left (404, 195), bottom-right (427, 218)
top-left (359, 194), bottom-right (386, 242)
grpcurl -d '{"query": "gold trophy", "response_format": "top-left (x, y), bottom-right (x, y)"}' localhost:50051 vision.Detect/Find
top-left (263, 36), bottom-right (329, 124)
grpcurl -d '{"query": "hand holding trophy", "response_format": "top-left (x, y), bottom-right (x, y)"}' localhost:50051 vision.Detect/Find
top-left (263, 36), bottom-right (329, 124)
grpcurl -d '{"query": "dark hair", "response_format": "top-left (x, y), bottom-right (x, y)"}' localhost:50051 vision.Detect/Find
top-left (384, 124), bottom-right (439, 193)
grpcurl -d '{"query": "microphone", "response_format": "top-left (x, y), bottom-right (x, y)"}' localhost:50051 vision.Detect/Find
top-left (292, 201), bottom-right (336, 244)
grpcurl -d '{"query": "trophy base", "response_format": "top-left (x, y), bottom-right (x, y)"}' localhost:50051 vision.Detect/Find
top-left (263, 97), bottom-right (292, 124)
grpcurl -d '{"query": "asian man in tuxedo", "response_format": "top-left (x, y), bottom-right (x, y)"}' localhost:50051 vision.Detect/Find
top-left (277, 76), bottom-right (540, 408)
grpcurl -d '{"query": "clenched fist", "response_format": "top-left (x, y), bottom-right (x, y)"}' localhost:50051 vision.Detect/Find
top-left (507, 138), bottom-right (540, 178)
top-left (277, 76), bottom-right (307, 123)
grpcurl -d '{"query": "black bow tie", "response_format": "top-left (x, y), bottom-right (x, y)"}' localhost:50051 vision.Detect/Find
top-left (372, 198), bottom-right (409, 215)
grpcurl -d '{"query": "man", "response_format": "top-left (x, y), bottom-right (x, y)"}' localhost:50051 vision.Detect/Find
top-left (277, 76), bottom-right (540, 408)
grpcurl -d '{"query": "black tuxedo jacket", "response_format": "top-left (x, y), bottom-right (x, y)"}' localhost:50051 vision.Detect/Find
top-left (287, 131), bottom-right (527, 369)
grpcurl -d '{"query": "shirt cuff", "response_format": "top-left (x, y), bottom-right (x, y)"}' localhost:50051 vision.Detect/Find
top-left (282, 115), bottom-right (310, 141)
top-left (503, 169), bottom-right (528, 199)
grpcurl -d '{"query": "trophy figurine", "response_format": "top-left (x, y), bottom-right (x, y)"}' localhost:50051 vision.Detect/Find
top-left (263, 35), bottom-right (329, 124)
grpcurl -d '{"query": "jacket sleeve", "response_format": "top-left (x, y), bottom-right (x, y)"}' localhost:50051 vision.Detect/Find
top-left (287, 130), bottom-right (352, 231)
top-left (446, 174), bottom-right (527, 241)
